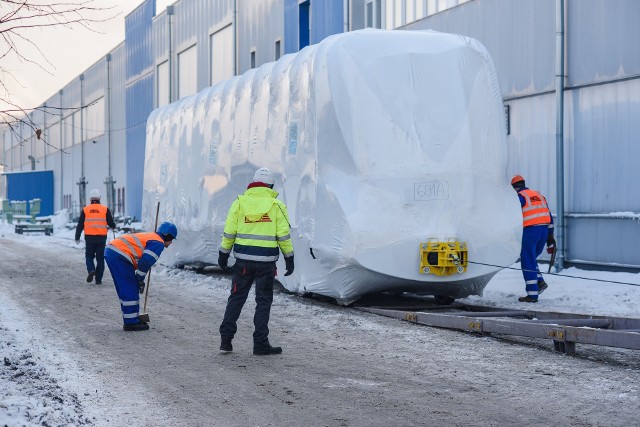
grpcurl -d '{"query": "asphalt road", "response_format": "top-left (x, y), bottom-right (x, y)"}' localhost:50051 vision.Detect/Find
top-left (1, 236), bottom-right (639, 426)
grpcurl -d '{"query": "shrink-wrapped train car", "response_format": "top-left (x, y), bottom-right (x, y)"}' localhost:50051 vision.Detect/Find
top-left (143, 29), bottom-right (521, 304)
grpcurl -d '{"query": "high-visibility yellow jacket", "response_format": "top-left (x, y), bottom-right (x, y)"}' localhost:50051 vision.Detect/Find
top-left (220, 186), bottom-right (293, 262)
top-left (83, 204), bottom-right (108, 236)
top-left (518, 188), bottom-right (552, 227)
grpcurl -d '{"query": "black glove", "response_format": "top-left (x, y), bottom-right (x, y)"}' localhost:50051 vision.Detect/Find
top-left (135, 273), bottom-right (146, 294)
top-left (546, 234), bottom-right (556, 254)
top-left (284, 255), bottom-right (294, 276)
top-left (218, 251), bottom-right (232, 273)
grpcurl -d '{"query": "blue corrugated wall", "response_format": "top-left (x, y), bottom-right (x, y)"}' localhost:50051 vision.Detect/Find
top-left (125, 0), bottom-right (156, 221)
top-left (5, 171), bottom-right (54, 216)
top-left (284, 0), bottom-right (344, 54)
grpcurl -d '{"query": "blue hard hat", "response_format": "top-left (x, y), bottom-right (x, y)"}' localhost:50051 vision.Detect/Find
top-left (157, 221), bottom-right (178, 241)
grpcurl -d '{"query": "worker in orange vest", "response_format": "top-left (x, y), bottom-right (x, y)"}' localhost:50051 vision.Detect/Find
top-left (104, 222), bottom-right (177, 331)
top-left (75, 188), bottom-right (116, 285)
top-left (511, 175), bottom-right (555, 302)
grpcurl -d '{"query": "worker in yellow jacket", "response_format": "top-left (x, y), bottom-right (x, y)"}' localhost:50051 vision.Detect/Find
top-left (218, 168), bottom-right (294, 355)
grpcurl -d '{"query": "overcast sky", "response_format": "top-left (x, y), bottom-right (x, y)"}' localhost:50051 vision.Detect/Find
top-left (1, 0), bottom-right (173, 113)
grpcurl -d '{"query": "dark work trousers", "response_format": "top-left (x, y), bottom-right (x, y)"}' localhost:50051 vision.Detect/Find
top-left (520, 225), bottom-right (548, 299)
top-left (85, 235), bottom-right (107, 282)
top-left (219, 259), bottom-right (277, 347)
top-left (104, 248), bottom-right (142, 325)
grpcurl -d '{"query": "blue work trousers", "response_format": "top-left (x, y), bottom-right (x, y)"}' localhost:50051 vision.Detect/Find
top-left (219, 260), bottom-right (277, 347)
top-left (85, 237), bottom-right (107, 282)
top-left (520, 225), bottom-right (548, 299)
top-left (104, 248), bottom-right (142, 325)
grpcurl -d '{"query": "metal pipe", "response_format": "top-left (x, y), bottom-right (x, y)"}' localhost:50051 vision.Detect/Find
top-left (107, 54), bottom-right (112, 184)
top-left (343, 0), bottom-right (350, 32)
top-left (59, 90), bottom-right (64, 210)
top-left (564, 212), bottom-right (640, 220)
top-left (167, 5), bottom-right (174, 103)
top-left (555, 0), bottom-right (566, 272)
top-left (105, 53), bottom-right (115, 213)
top-left (78, 74), bottom-right (87, 210)
top-left (29, 114), bottom-right (34, 169)
top-left (564, 258), bottom-right (640, 271)
top-left (233, 0), bottom-right (238, 76)
top-left (42, 104), bottom-right (47, 169)
top-left (19, 121), bottom-right (23, 171)
top-left (80, 74), bottom-right (84, 179)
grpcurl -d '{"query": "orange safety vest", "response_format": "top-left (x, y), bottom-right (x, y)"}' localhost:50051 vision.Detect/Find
top-left (519, 189), bottom-right (551, 227)
top-left (108, 232), bottom-right (164, 269)
top-left (83, 204), bottom-right (108, 236)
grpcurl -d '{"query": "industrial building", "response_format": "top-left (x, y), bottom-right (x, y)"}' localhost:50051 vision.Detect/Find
top-left (1, 0), bottom-right (639, 269)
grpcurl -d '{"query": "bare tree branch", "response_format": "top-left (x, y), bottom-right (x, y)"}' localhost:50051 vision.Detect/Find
top-left (0, 0), bottom-right (116, 154)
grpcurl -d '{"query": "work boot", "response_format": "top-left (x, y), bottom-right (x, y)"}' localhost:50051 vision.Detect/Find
top-left (220, 337), bottom-right (233, 352)
top-left (123, 322), bottom-right (150, 331)
top-left (538, 281), bottom-right (548, 294)
top-left (95, 281), bottom-right (102, 285)
top-left (518, 295), bottom-right (538, 303)
top-left (253, 345), bottom-right (282, 355)
top-left (86, 271), bottom-right (95, 283)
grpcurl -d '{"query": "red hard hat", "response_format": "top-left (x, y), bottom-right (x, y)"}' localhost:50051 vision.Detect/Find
top-left (511, 175), bottom-right (525, 185)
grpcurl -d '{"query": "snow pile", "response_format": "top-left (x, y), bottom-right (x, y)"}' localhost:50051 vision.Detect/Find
top-left (0, 314), bottom-right (92, 426)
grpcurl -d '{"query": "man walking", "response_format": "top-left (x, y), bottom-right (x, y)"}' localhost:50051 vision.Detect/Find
top-left (218, 167), bottom-right (294, 355)
top-left (511, 175), bottom-right (555, 303)
top-left (104, 222), bottom-right (177, 331)
top-left (75, 188), bottom-right (116, 285)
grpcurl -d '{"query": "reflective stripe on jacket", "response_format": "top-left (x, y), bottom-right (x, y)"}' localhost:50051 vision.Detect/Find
top-left (107, 232), bottom-right (164, 269)
top-left (83, 204), bottom-right (108, 236)
top-left (518, 188), bottom-right (551, 227)
top-left (221, 186), bottom-right (294, 262)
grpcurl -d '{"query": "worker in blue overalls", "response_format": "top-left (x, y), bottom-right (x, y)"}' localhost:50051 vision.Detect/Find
top-left (511, 175), bottom-right (555, 302)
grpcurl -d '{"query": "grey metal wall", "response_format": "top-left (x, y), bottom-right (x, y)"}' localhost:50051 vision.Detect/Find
top-left (406, 0), bottom-right (640, 268)
top-left (126, 0), bottom-right (156, 220)
top-left (237, 0), bottom-right (284, 73)
top-left (3, 0), bottom-right (638, 269)
top-left (108, 43), bottom-right (128, 216)
top-left (283, 0), bottom-right (344, 53)
top-left (165, 0), bottom-right (234, 98)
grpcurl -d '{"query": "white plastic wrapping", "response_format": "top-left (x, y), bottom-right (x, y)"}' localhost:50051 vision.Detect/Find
top-left (143, 29), bottom-right (521, 304)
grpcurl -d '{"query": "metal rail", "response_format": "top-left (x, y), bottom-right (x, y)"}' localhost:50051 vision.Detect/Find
top-left (355, 303), bottom-right (640, 355)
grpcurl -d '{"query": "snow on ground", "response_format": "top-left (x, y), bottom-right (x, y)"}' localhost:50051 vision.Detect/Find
top-left (1, 215), bottom-right (639, 425)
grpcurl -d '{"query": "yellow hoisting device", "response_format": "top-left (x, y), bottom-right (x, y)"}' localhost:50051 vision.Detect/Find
top-left (419, 239), bottom-right (468, 276)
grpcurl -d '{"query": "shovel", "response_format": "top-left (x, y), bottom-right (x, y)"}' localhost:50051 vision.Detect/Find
top-left (139, 201), bottom-right (160, 323)
top-left (547, 245), bottom-right (557, 274)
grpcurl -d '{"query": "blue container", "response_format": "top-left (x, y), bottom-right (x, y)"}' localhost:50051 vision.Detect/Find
top-left (4, 170), bottom-right (54, 216)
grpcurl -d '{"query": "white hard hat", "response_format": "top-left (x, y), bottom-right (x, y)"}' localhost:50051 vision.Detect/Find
top-left (253, 168), bottom-right (275, 185)
top-left (89, 188), bottom-right (101, 200)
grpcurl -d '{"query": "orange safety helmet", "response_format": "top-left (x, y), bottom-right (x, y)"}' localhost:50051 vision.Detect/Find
top-left (511, 175), bottom-right (525, 186)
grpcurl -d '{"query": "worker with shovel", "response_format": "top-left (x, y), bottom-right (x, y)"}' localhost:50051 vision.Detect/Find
top-left (104, 222), bottom-right (177, 331)
top-left (511, 175), bottom-right (555, 303)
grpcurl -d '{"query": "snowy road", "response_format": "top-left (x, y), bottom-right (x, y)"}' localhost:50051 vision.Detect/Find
top-left (1, 233), bottom-right (639, 426)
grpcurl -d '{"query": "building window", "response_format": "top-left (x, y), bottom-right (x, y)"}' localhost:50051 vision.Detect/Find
top-left (365, 0), bottom-right (382, 29)
top-left (250, 49), bottom-right (256, 69)
top-left (299, 0), bottom-right (310, 49)
top-left (275, 39), bottom-right (281, 61)
top-left (157, 61), bottom-right (169, 107)
top-left (210, 24), bottom-right (234, 86)
top-left (83, 97), bottom-right (105, 141)
top-left (178, 44), bottom-right (197, 99)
